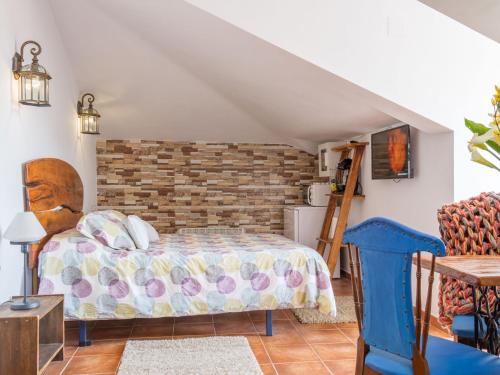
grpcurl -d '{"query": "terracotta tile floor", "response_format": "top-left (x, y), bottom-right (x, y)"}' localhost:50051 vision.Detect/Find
top-left (42, 278), bottom-right (451, 375)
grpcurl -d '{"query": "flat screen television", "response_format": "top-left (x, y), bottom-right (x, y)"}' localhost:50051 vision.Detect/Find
top-left (371, 124), bottom-right (413, 180)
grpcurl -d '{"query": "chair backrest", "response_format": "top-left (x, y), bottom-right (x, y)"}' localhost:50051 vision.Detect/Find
top-left (343, 217), bottom-right (445, 360)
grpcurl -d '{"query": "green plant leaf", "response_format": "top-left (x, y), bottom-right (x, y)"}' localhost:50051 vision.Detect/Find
top-left (464, 118), bottom-right (490, 135)
top-left (486, 139), bottom-right (500, 154)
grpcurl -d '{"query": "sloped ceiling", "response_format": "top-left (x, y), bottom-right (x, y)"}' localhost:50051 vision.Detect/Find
top-left (420, 0), bottom-right (500, 44)
top-left (49, 0), bottom-right (395, 152)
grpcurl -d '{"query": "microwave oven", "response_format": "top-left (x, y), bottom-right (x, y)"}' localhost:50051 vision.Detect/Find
top-left (305, 183), bottom-right (330, 206)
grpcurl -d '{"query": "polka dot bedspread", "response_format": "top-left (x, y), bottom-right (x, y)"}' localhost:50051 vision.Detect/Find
top-left (38, 230), bottom-right (336, 320)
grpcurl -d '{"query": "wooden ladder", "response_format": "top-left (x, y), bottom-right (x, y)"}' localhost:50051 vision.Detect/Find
top-left (316, 142), bottom-right (367, 275)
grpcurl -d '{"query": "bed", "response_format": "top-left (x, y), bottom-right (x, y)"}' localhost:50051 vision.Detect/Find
top-left (24, 158), bottom-right (336, 346)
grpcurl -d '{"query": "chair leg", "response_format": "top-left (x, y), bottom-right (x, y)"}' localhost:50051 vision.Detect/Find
top-left (457, 335), bottom-right (478, 347)
top-left (355, 336), bottom-right (369, 375)
top-left (412, 344), bottom-right (430, 375)
top-left (79, 321), bottom-right (92, 347)
top-left (363, 367), bottom-right (382, 375)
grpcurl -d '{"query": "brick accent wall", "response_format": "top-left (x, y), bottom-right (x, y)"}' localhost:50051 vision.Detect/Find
top-left (97, 140), bottom-right (323, 233)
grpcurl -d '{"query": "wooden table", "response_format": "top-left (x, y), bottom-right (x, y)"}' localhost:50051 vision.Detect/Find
top-left (0, 295), bottom-right (64, 374)
top-left (416, 254), bottom-right (500, 353)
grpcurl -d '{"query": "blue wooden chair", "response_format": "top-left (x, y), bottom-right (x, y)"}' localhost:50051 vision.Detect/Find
top-left (343, 217), bottom-right (500, 375)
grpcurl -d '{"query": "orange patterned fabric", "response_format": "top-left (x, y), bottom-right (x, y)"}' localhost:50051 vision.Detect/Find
top-left (437, 192), bottom-right (500, 328)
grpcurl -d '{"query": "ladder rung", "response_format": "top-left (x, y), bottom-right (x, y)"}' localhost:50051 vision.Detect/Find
top-left (326, 193), bottom-right (366, 200)
top-left (317, 238), bottom-right (333, 244)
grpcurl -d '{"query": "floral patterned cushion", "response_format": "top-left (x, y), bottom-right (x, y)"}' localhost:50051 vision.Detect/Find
top-left (76, 210), bottom-right (136, 250)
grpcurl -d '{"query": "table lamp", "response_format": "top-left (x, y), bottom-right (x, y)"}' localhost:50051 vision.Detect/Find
top-left (4, 212), bottom-right (46, 310)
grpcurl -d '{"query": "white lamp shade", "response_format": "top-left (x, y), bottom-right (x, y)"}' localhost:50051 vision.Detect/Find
top-left (4, 212), bottom-right (46, 243)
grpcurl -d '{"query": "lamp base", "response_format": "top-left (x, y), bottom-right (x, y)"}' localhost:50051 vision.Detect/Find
top-left (10, 299), bottom-right (40, 310)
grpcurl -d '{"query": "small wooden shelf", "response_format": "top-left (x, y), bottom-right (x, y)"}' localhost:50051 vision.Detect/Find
top-left (39, 343), bottom-right (64, 372)
top-left (0, 295), bottom-right (64, 375)
top-left (332, 142), bottom-right (369, 152)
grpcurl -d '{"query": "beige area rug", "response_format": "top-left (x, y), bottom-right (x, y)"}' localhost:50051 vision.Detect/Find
top-left (294, 295), bottom-right (357, 324)
top-left (118, 336), bottom-right (263, 375)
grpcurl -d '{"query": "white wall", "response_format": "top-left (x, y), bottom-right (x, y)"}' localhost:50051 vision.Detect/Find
top-left (341, 126), bottom-right (454, 316)
top-left (0, 0), bottom-right (96, 302)
top-left (187, 0), bottom-right (500, 198)
top-left (349, 128), bottom-right (454, 236)
top-left (48, 0), bottom-right (325, 155)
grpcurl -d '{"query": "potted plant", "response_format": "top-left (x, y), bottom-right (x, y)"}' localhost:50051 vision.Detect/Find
top-left (466, 86), bottom-right (500, 172)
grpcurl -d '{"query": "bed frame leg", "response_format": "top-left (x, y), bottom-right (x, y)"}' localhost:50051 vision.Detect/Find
top-left (266, 310), bottom-right (273, 336)
top-left (79, 321), bottom-right (91, 347)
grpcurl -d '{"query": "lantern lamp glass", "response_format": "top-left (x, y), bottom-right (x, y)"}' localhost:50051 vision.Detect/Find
top-left (79, 107), bottom-right (100, 134)
top-left (18, 63), bottom-right (51, 106)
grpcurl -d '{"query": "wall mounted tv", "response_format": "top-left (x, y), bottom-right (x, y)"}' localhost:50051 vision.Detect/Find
top-left (371, 124), bottom-right (413, 180)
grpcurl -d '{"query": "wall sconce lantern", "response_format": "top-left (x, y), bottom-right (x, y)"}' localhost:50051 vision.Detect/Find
top-left (77, 93), bottom-right (101, 134)
top-left (12, 40), bottom-right (51, 107)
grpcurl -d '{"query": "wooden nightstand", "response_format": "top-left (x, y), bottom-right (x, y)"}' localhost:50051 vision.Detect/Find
top-left (0, 295), bottom-right (64, 375)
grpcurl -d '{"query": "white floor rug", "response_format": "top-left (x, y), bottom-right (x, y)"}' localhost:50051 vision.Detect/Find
top-left (293, 295), bottom-right (357, 324)
top-left (118, 336), bottom-right (263, 375)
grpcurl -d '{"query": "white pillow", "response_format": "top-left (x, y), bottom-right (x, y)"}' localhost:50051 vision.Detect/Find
top-left (124, 215), bottom-right (150, 250)
top-left (143, 220), bottom-right (160, 242)
top-left (77, 210), bottom-right (136, 250)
